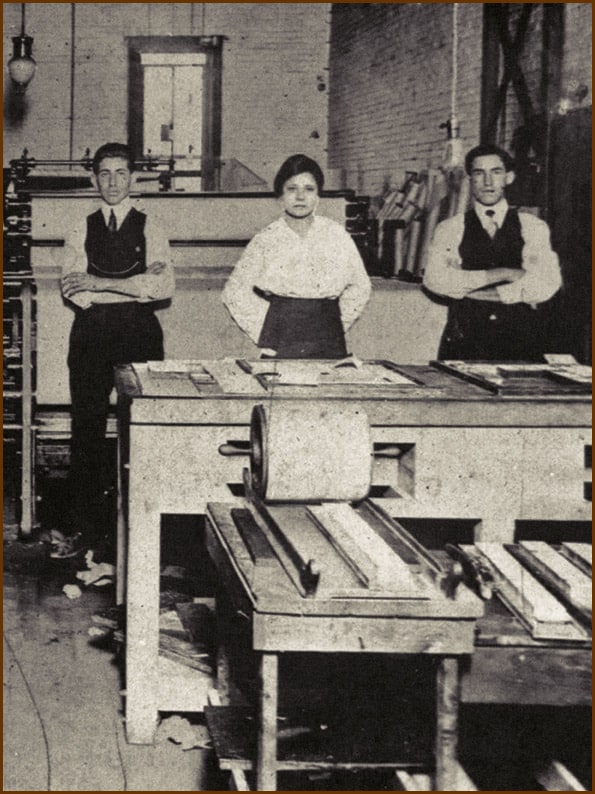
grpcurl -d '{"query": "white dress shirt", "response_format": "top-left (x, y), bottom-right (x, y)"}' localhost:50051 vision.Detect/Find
top-left (222, 214), bottom-right (372, 344)
top-left (423, 200), bottom-right (561, 305)
top-left (475, 198), bottom-right (508, 236)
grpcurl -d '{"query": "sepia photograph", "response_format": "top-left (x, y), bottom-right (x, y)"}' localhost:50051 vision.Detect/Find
top-left (3, 2), bottom-right (592, 790)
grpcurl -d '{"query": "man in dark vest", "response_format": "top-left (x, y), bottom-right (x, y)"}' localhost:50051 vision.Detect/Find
top-left (424, 143), bottom-right (561, 361)
top-left (55, 142), bottom-right (175, 558)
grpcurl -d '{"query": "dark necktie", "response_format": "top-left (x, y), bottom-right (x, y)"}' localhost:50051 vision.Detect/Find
top-left (485, 209), bottom-right (497, 238)
top-left (108, 209), bottom-right (117, 233)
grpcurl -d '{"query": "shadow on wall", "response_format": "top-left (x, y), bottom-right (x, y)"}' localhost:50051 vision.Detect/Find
top-left (4, 83), bottom-right (29, 128)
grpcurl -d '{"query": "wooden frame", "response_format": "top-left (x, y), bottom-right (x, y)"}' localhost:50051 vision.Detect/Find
top-left (126, 35), bottom-right (224, 190)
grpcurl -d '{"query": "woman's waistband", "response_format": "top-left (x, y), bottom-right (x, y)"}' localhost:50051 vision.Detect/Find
top-left (253, 287), bottom-right (338, 303)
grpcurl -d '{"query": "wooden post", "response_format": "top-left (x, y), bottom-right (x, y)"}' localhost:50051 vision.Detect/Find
top-left (257, 652), bottom-right (279, 791)
top-left (115, 410), bottom-right (127, 606)
top-left (480, 4), bottom-right (501, 144)
top-left (20, 279), bottom-right (34, 537)
top-left (435, 656), bottom-right (460, 791)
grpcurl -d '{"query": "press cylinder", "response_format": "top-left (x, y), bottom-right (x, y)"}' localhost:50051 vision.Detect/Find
top-left (250, 403), bottom-right (373, 502)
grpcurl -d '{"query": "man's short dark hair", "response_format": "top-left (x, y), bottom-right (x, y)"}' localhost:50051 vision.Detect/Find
top-left (465, 144), bottom-right (514, 175)
top-left (273, 154), bottom-right (324, 196)
top-left (92, 142), bottom-right (135, 175)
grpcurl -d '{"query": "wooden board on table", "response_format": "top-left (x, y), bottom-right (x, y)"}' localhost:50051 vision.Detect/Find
top-left (261, 504), bottom-right (377, 598)
top-left (463, 543), bottom-right (587, 641)
top-left (202, 360), bottom-right (266, 394)
top-left (147, 359), bottom-right (213, 378)
top-left (238, 358), bottom-right (427, 389)
top-left (207, 503), bottom-right (483, 620)
top-left (511, 541), bottom-right (591, 619)
top-left (559, 542), bottom-right (592, 575)
top-left (536, 760), bottom-right (587, 791)
top-left (431, 360), bottom-right (592, 397)
top-left (306, 503), bottom-right (429, 597)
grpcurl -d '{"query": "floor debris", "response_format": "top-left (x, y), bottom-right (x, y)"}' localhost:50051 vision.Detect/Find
top-left (62, 583), bottom-right (83, 600)
top-left (75, 551), bottom-right (115, 587)
top-left (156, 715), bottom-right (213, 751)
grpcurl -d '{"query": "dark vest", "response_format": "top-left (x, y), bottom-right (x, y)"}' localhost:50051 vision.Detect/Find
top-left (438, 207), bottom-right (544, 361)
top-left (85, 207), bottom-right (147, 278)
top-left (459, 208), bottom-right (524, 271)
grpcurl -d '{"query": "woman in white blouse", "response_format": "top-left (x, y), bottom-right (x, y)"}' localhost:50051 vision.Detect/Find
top-left (222, 154), bottom-right (371, 358)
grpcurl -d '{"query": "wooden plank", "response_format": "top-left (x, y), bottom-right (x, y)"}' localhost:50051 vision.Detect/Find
top-left (536, 760), bottom-right (586, 791)
top-left (435, 657), bottom-right (460, 791)
top-left (515, 541), bottom-right (591, 614)
top-left (306, 505), bottom-right (375, 588)
top-left (159, 632), bottom-right (214, 674)
top-left (307, 503), bottom-right (424, 595)
top-left (461, 646), bottom-right (592, 706)
top-left (257, 653), bottom-right (278, 791)
top-left (395, 770), bottom-right (432, 790)
top-left (156, 655), bottom-right (213, 712)
top-left (209, 504), bottom-right (483, 619)
top-left (209, 508), bottom-right (482, 619)
top-left (20, 281), bottom-right (34, 536)
top-left (231, 509), bottom-right (277, 563)
top-left (358, 500), bottom-right (444, 583)
top-left (560, 542), bottom-right (592, 575)
top-left (468, 544), bottom-right (585, 641)
top-left (260, 504), bottom-right (367, 597)
top-left (396, 763), bottom-right (477, 791)
top-left (253, 613), bottom-right (476, 655)
top-left (229, 768), bottom-right (251, 791)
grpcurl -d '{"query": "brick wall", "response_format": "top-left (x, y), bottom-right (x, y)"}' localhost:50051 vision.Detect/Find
top-left (3, 3), bottom-right (590, 197)
top-left (3, 3), bottom-right (331, 187)
top-left (327, 3), bottom-right (483, 197)
top-left (328, 3), bottom-right (592, 199)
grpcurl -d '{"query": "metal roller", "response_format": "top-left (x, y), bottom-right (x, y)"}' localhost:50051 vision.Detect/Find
top-left (249, 403), bottom-right (373, 502)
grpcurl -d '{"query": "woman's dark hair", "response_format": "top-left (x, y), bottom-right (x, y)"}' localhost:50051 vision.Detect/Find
top-left (92, 142), bottom-right (135, 174)
top-left (273, 154), bottom-right (324, 196)
top-left (464, 144), bottom-right (514, 175)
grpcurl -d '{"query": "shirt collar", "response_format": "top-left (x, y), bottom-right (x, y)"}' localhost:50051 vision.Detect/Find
top-left (100, 197), bottom-right (132, 228)
top-left (474, 198), bottom-right (508, 229)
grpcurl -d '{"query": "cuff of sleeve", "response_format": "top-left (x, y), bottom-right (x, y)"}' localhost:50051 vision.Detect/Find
top-left (70, 293), bottom-right (92, 309)
top-left (496, 283), bottom-right (521, 304)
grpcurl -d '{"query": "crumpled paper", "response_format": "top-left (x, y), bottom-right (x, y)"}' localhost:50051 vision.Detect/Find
top-left (155, 715), bottom-right (212, 751)
top-left (76, 551), bottom-right (115, 587)
top-left (63, 584), bottom-right (83, 600)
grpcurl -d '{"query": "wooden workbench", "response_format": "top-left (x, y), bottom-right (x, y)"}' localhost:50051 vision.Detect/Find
top-left (203, 500), bottom-right (486, 791)
top-left (202, 510), bottom-right (590, 791)
top-left (114, 359), bottom-right (591, 748)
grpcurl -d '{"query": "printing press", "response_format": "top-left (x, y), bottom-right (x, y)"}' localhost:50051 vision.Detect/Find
top-left (114, 357), bottom-right (591, 791)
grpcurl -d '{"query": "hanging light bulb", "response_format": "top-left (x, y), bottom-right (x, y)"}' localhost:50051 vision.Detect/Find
top-left (8, 4), bottom-right (36, 92)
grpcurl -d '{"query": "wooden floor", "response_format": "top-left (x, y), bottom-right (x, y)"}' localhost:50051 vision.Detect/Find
top-left (3, 540), bottom-right (591, 792)
top-left (3, 551), bottom-right (227, 792)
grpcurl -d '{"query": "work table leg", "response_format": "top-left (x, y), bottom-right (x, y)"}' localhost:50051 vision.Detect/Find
top-left (115, 440), bottom-right (127, 606)
top-left (257, 652), bottom-right (279, 791)
top-left (435, 656), bottom-right (460, 791)
top-left (125, 509), bottom-right (161, 744)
